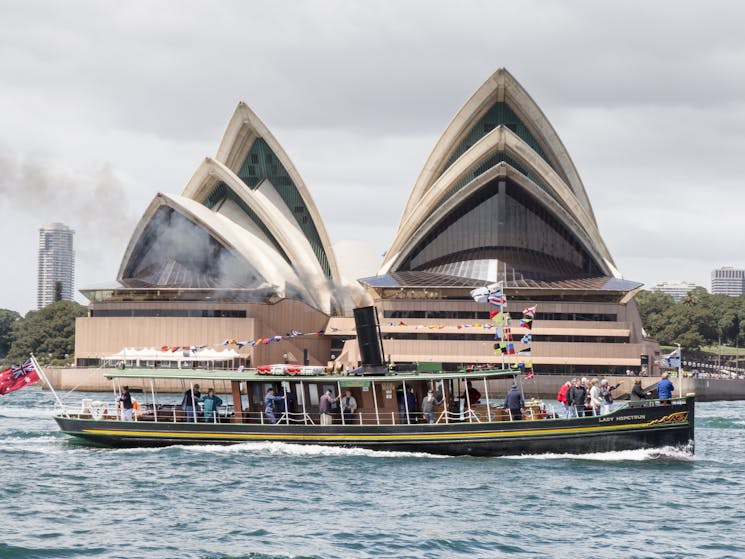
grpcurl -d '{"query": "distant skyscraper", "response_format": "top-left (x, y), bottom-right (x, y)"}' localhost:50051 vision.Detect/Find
top-left (37, 223), bottom-right (75, 309)
top-left (647, 281), bottom-right (701, 302)
top-left (711, 266), bottom-right (745, 297)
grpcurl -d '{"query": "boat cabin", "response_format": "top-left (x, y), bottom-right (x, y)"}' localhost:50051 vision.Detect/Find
top-left (89, 366), bottom-right (545, 425)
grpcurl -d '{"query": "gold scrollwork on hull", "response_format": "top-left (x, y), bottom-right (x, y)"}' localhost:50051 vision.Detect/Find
top-left (648, 411), bottom-right (688, 426)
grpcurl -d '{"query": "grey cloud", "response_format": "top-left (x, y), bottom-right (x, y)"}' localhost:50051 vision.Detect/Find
top-left (1, 0), bottom-right (745, 312)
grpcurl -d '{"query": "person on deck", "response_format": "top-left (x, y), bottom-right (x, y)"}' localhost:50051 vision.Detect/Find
top-left (340, 390), bottom-right (357, 424)
top-left (181, 384), bottom-right (201, 422)
top-left (201, 388), bottom-right (223, 423)
top-left (631, 378), bottom-right (650, 400)
top-left (421, 389), bottom-right (440, 424)
top-left (503, 383), bottom-right (524, 420)
top-left (406, 387), bottom-right (417, 423)
top-left (589, 378), bottom-right (603, 416)
top-left (319, 389), bottom-right (337, 425)
top-left (396, 385), bottom-right (406, 423)
top-left (657, 372), bottom-right (675, 405)
top-left (461, 381), bottom-right (482, 405)
top-left (557, 381), bottom-right (571, 418)
top-left (599, 379), bottom-right (619, 414)
top-left (117, 386), bottom-right (134, 421)
top-left (568, 378), bottom-right (587, 417)
top-left (264, 388), bottom-right (285, 424)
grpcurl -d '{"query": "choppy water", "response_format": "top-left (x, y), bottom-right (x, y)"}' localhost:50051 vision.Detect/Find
top-left (1, 387), bottom-right (744, 559)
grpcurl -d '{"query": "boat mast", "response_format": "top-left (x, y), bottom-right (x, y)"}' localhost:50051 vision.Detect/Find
top-left (30, 354), bottom-right (69, 418)
top-left (150, 379), bottom-right (158, 422)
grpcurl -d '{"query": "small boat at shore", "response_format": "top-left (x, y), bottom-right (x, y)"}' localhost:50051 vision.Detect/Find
top-left (51, 365), bottom-right (694, 457)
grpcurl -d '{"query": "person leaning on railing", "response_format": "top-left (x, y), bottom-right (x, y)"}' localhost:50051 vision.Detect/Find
top-left (631, 378), bottom-right (651, 400)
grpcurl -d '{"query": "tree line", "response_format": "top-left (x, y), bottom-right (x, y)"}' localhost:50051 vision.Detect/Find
top-left (635, 287), bottom-right (745, 352)
top-left (0, 301), bottom-right (87, 367)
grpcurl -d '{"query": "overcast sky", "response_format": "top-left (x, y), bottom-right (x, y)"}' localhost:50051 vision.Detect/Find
top-left (1, 0), bottom-right (743, 314)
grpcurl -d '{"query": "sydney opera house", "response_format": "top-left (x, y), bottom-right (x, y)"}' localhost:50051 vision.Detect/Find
top-left (75, 69), bottom-right (660, 375)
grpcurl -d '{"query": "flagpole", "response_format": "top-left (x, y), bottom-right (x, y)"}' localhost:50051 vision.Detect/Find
top-left (676, 343), bottom-right (683, 398)
top-left (30, 354), bottom-right (69, 417)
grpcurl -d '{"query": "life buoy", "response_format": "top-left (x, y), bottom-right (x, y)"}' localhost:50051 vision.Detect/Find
top-left (90, 400), bottom-right (107, 420)
top-left (257, 365), bottom-right (271, 374)
top-left (286, 365), bottom-right (301, 376)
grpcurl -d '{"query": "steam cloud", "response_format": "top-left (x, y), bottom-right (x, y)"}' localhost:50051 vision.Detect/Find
top-left (0, 148), bottom-right (138, 295)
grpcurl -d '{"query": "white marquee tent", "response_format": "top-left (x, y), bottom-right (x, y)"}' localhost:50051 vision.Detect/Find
top-left (104, 347), bottom-right (241, 368)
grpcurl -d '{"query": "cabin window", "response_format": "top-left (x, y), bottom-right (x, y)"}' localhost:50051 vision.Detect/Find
top-left (293, 383), bottom-right (304, 405)
top-left (309, 385), bottom-right (320, 405)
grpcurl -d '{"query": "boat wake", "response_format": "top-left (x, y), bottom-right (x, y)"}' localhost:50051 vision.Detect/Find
top-left (110, 441), bottom-right (451, 459)
top-left (502, 445), bottom-right (694, 462)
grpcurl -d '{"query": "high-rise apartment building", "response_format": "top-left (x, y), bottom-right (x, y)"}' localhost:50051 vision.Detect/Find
top-left (711, 266), bottom-right (745, 296)
top-left (37, 223), bottom-right (75, 309)
top-left (648, 281), bottom-right (701, 302)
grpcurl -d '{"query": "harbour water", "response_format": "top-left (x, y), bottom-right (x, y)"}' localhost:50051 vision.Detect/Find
top-left (1, 387), bottom-right (744, 559)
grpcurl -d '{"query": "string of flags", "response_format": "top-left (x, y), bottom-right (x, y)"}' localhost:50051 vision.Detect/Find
top-left (384, 319), bottom-right (534, 331)
top-left (469, 282), bottom-right (537, 379)
top-left (157, 329), bottom-right (330, 353)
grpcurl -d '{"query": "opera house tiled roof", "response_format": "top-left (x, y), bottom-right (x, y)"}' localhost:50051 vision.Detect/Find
top-left (117, 102), bottom-right (346, 314)
top-left (379, 68), bottom-right (621, 286)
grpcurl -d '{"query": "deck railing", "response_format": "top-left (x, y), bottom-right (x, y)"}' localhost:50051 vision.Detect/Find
top-left (60, 396), bottom-right (688, 426)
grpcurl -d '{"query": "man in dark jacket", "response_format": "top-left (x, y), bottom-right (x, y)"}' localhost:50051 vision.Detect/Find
top-left (181, 384), bottom-right (201, 422)
top-left (568, 378), bottom-right (587, 417)
top-left (503, 384), bottom-right (524, 420)
top-left (117, 385), bottom-right (134, 421)
top-left (631, 378), bottom-right (650, 400)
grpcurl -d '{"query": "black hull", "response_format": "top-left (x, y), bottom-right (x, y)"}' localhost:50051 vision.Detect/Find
top-left (54, 397), bottom-right (695, 457)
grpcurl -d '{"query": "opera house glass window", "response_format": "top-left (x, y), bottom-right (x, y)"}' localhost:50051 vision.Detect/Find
top-left (401, 179), bottom-right (601, 282)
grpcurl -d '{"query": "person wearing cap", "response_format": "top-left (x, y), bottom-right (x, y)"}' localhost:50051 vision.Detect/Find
top-left (503, 383), bottom-right (524, 420)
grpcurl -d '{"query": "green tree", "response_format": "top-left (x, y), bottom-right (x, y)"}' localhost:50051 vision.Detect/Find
top-left (6, 301), bottom-right (86, 364)
top-left (634, 290), bottom-right (675, 340)
top-left (0, 309), bottom-right (21, 359)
